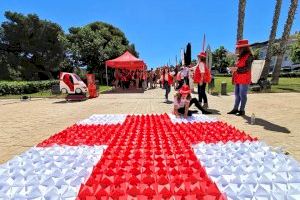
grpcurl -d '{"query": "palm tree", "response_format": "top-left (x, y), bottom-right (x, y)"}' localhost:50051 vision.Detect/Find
top-left (237, 0), bottom-right (247, 41)
top-left (260, 0), bottom-right (282, 80)
top-left (272, 0), bottom-right (298, 85)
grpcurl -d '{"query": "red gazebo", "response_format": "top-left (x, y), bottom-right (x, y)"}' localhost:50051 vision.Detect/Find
top-left (105, 51), bottom-right (146, 85)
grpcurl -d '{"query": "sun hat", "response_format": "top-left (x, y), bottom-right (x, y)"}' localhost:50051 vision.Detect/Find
top-left (197, 52), bottom-right (206, 58)
top-left (236, 39), bottom-right (250, 48)
top-left (179, 85), bottom-right (191, 95)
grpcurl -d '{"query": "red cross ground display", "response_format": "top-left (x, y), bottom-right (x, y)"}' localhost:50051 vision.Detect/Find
top-left (0, 114), bottom-right (300, 199)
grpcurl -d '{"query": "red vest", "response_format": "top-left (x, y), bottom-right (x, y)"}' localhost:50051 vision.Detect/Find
top-left (233, 54), bottom-right (251, 84)
top-left (161, 74), bottom-right (173, 85)
top-left (194, 62), bottom-right (211, 84)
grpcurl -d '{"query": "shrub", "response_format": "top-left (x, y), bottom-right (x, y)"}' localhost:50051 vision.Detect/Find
top-left (0, 80), bottom-right (59, 95)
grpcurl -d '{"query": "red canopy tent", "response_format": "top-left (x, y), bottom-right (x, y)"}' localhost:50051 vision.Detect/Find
top-left (105, 51), bottom-right (146, 85)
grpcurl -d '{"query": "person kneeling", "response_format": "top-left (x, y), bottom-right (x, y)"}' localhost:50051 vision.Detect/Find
top-left (173, 85), bottom-right (211, 118)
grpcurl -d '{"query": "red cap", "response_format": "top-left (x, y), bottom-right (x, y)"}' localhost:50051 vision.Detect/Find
top-left (236, 39), bottom-right (250, 48)
top-left (179, 85), bottom-right (191, 95)
top-left (197, 52), bottom-right (206, 58)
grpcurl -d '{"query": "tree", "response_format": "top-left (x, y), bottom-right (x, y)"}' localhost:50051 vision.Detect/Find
top-left (127, 44), bottom-right (139, 58)
top-left (64, 21), bottom-right (138, 82)
top-left (261, 0), bottom-right (282, 80)
top-left (237, 0), bottom-right (247, 41)
top-left (272, 0), bottom-right (298, 84)
top-left (184, 43), bottom-right (191, 65)
top-left (290, 33), bottom-right (300, 64)
top-left (252, 48), bottom-right (261, 60)
top-left (0, 11), bottom-right (64, 80)
top-left (212, 46), bottom-right (232, 73)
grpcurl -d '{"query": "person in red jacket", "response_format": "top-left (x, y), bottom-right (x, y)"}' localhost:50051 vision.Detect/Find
top-left (228, 39), bottom-right (253, 116)
top-left (193, 52), bottom-right (211, 109)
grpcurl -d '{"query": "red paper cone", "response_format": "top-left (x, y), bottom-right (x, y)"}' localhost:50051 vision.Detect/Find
top-left (142, 187), bottom-right (156, 198)
top-left (127, 186), bottom-right (140, 197)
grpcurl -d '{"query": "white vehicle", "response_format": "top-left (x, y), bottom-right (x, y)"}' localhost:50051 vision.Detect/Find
top-left (60, 72), bottom-right (87, 94)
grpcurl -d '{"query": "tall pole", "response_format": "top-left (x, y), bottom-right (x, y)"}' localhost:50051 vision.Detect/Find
top-left (105, 64), bottom-right (108, 86)
top-left (202, 34), bottom-right (206, 52)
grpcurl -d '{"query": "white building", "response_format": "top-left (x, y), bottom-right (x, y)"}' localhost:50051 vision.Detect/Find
top-left (251, 34), bottom-right (300, 72)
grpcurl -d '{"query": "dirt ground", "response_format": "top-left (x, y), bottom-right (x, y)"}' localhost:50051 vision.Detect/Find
top-left (0, 88), bottom-right (299, 163)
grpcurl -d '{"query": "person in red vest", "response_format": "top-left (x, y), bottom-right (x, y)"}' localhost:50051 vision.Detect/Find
top-left (228, 39), bottom-right (254, 116)
top-left (173, 85), bottom-right (211, 118)
top-left (161, 67), bottom-right (173, 102)
top-left (193, 52), bottom-right (211, 109)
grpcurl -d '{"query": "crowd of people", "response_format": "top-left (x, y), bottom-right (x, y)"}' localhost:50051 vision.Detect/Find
top-left (113, 69), bottom-right (161, 90)
top-left (112, 39), bottom-right (254, 119)
top-left (172, 39), bottom-right (253, 118)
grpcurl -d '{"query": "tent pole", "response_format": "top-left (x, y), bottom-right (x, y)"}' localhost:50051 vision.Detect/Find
top-left (105, 64), bottom-right (108, 86)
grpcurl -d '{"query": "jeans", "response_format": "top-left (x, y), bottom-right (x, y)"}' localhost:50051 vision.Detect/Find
top-left (177, 98), bottom-right (206, 116)
top-left (234, 84), bottom-right (249, 111)
top-left (198, 83), bottom-right (208, 104)
top-left (164, 82), bottom-right (171, 100)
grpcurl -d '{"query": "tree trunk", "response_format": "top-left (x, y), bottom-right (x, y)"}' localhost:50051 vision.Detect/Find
top-left (272, 0), bottom-right (298, 85)
top-left (272, 54), bottom-right (283, 85)
top-left (261, 0), bottom-right (282, 80)
top-left (237, 0), bottom-right (246, 42)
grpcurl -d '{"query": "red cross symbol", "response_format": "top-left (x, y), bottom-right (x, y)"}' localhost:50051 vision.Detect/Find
top-left (38, 114), bottom-right (256, 199)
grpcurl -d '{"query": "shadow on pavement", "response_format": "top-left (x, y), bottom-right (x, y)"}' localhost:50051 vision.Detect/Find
top-left (242, 115), bottom-right (291, 134)
top-left (206, 108), bottom-right (221, 115)
top-left (102, 88), bottom-right (144, 94)
top-left (162, 100), bottom-right (174, 104)
top-left (53, 100), bottom-right (86, 104)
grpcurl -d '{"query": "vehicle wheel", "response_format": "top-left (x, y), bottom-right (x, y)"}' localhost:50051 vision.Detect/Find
top-left (61, 88), bottom-right (67, 94)
top-left (75, 88), bottom-right (82, 94)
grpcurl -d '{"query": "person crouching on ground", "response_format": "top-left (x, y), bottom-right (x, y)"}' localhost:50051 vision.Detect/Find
top-left (228, 39), bottom-right (253, 116)
top-left (161, 67), bottom-right (173, 102)
top-left (173, 85), bottom-right (211, 118)
top-left (194, 52), bottom-right (211, 109)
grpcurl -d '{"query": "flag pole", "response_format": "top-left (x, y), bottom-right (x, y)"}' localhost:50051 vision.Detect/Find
top-left (202, 34), bottom-right (206, 52)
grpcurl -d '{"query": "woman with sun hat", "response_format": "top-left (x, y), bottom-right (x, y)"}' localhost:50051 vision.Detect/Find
top-left (227, 39), bottom-right (254, 116)
top-left (194, 51), bottom-right (211, 109)
top-left (173, 84), bottom-right (211, 118)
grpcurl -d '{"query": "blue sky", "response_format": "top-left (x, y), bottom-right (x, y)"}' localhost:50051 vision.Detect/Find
top-left (0, 0), bottom-right (299, 68)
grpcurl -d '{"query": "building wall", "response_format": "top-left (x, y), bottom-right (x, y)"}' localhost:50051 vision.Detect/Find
top-left (256, 38), bottom-right (298, 71)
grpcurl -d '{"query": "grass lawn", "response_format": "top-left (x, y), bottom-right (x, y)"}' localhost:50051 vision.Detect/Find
top-left (0, 85), bottom-right (112, 99)
top-left (209, 77), bottom-right (300, 94)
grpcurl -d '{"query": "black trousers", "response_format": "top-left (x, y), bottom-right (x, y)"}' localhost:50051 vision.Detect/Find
top-left (164, 81), bottom-right (171, 100)
top-left (198, 83), bottom-right (208, 103)
top-left (184, 77), bottom-right (189, 86)
top-left (177, 98), bottom-right (206, 116)
top-left (177, 80), bottom-right (184, 90)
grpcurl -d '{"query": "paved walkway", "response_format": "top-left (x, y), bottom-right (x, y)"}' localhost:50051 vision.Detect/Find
top-left (0, 88), bottom-right (299, 163)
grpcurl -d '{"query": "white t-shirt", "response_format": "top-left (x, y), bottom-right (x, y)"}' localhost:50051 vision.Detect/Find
top-left (164, 74), bottom-right (169, 81)
top-left (198, 62), bottom-right (205, 73)
top-left (174, 98), bottom-right (190, 109)
top-left (181, 67), bottom-right (189, 78)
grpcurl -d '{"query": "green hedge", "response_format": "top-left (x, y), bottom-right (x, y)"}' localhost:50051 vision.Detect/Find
top-left (0, 80), bottom-right (59, 95)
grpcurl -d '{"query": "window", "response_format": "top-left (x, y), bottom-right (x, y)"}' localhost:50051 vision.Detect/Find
top-left (73, 74), bottom-right (82, 81)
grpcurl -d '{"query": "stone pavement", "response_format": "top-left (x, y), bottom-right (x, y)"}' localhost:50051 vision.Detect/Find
top-left (0, 88), bottom-right (299, 163)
